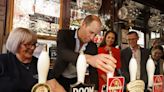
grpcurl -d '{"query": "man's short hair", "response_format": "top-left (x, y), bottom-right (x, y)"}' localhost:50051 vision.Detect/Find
top-left (127, 31), bottom-right (139, 38)
top-left (83, 15), bottom-right (101, 26)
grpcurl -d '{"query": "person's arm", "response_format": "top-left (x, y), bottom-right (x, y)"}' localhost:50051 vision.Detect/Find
top-left (52, 30), bottom-right (80, 78)
top-left (98, 69), bottom-right (107, 83)
top-left (47, 79), bottom-right (66, 92)
top-left (120, 49), bottom-right (130, 83)
top-left (57, 30), bottom-right (116, 73)
top-left (114, 48), bottom-right (121, 69)
top-left (57, 30), bottom-right (79, 64)
top-left (112, 48), bottom-right (122, 76)
top-left (85, 54), bottom-right (116, 73)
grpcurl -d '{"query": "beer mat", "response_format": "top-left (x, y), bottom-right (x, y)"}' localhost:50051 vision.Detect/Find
top-left (107, 76), bottom-right (125, 92)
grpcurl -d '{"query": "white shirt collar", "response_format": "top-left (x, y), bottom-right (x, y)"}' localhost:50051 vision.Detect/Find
top-left (74, 30), bottom-right (88, 52)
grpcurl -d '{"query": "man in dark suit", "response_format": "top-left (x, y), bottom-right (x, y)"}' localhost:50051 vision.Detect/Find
top-left (121, 31), bottom-right (149, 91)
top-left (52, 15), bottom-right (117, 92)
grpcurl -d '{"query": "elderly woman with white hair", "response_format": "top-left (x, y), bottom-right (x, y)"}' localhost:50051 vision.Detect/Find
top-left (0, 27), bottom-right (65, 92)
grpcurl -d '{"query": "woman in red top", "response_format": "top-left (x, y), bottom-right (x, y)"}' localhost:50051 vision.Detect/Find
top-left (98, 31), bottom-right (121, 92)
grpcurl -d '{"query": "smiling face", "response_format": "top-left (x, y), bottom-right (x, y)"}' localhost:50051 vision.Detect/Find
top-left (7, 27), bottom-right (38, 63)
top-left (17, 41), bottom-right (37, 61)
top-left (151, 48), bottom-right (163, 61)
top-left (105, 32), bottom-right (116, 47)
top-left (127, 33), bottom-right (139, 48)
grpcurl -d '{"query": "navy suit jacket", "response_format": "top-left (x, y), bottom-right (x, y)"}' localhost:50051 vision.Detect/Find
top-left (121, 47), bottom-right (149, 90)
top-left (52, 29), bottom-right (98, 89)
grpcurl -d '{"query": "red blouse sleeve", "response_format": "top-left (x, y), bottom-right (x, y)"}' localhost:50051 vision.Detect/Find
top-left (112, 48), bottom-right (121, 69)
top-left (98, 47), bottom-right (108, 75)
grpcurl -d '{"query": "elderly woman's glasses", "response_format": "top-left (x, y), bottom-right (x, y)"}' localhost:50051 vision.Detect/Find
top-left (22, 43), bottom-right (39, 48)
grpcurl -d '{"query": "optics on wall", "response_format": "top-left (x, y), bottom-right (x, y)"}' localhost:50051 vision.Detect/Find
top-left (148, 8), bottom-right (164, 32)
top-left (77, 0), bottom-right (102, 11)
top-left (118, 0), bottom-right (141, 21)
top-left (148, 8), bottom-right (161, 27)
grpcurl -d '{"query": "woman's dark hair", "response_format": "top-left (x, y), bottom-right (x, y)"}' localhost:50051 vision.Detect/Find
top-left (151, 45), bottom-right (163, 53)
top-left (99, 30), bottom-right (118, 47)
top-left (151, 45), bottom-right (164, 59)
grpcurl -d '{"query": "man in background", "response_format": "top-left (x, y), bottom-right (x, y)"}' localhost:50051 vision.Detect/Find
top-left (121, 31), bottom-right (149, 91)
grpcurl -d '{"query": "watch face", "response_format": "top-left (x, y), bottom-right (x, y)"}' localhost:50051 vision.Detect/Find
top-left (31, 83), bottom-right (50, 92)
top-left (118, 6), bottom-right (128, 20)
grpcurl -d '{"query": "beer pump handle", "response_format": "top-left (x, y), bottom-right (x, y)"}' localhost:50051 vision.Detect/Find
top-left (107, 51), bottom-right (114, 78)
top-left (129, 54), bottom-right (137, 81)
top-left (146, 55), bottom-right (155, 87)
top-left (31, 44), bottom-right (51, 92)
top-left (37, 44), bottom-right (50, 83)
top-left (76, 51), bottom-right (87, 83)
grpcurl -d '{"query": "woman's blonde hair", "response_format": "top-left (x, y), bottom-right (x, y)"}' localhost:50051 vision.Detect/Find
top-left (6, 27), bottom-right (37, 54)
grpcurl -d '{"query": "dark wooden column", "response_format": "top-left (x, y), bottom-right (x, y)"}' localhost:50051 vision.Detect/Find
top-left (98, 0), bottom-right (118, 31)
top-left (59, 0), bottom-right (71, 29)
top-left (0, 0), bottom-right (8, 53)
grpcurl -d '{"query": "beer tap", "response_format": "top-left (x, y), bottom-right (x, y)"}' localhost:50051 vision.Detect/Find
top-left (129, 51), bottom-right (137, 81)
top-left (146, 55), bottom-right (155, 88)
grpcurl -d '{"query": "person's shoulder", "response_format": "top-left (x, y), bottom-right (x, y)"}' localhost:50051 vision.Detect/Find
top-left (121, 47), bottom-right (130, 52)
top-left (112, 47), bottom-right (120, 51)
top-left (140, 47), bottom-right (149, 52)
top-left (58, 29), bottom-right (76, 37)
top-left (98, 46), bottom-right (104, 50)
top-left (32, 56), bottom-right (38, 60)
top-left (98, 46), bottom-right (105, 53)
top-left (88, 41), bottom-right (97, 47)
top-left (32, 56), bottom-right (38, 63)
top-left (0, 53), bottom-right (11, 70)
top-left (58, 29), bottom-right (76, 33)
top-left (0, 53), bottom-right (9, 61)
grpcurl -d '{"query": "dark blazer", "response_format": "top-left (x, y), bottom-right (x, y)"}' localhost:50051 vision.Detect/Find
top-left (158, 59), bottom-right (164, 75)
top-left (159, 59), bottom-right (164, 75)
top-left (121, 47), bottom-right (149, 90)
top-left (52, 29), bottom-right (98, 89)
